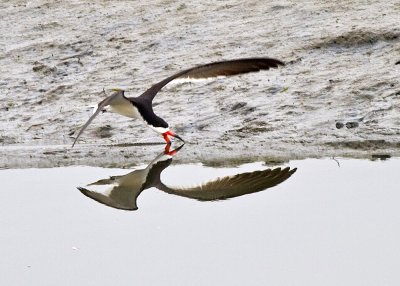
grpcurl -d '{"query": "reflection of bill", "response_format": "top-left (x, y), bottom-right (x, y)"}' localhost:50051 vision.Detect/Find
top-left (78, 144), bottom-right (296, 211)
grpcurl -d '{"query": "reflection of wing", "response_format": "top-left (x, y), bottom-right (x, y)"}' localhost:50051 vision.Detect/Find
top-left (72, 91), bottom-right (123, 147)
top-left (77, 167), bottom-right (152, 210)
top-left (78, 185), bottom-right (139, 210)
top-left (160, 167), bottom-right (296, 201)
top-left (76, 150), bottom-right (176, 211)
top-left (139, 58), bottom-right (284, 102)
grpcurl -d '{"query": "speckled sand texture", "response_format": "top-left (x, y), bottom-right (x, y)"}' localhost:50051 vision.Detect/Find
top-left (1, 1), bottom-right (399, 168)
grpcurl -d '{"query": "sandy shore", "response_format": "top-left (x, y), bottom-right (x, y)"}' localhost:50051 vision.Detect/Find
top-left (1, 1), bottom-right (399, 168)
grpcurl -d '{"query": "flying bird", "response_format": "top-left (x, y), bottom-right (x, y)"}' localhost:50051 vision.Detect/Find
top-left (72, 57), bottom-right (284, 147)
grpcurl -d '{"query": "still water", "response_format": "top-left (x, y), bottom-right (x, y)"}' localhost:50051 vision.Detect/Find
top-left (0, 146), bottom-right (399, 286)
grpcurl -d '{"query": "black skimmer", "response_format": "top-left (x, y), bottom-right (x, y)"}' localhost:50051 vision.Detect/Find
top-left (77, 145), bottom-right (296, 211)
top-left (72, 57), bottom-right (284, 147)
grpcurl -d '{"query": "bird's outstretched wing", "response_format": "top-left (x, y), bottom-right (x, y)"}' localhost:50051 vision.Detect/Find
top-left (139, 57), bottom-right (284, 102)
top-left (72, 91), bottom-right (123, 147)
top-left (160, 166), bottom-right (296, 201)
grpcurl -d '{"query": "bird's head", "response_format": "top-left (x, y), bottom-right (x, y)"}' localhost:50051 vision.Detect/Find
top-left (111, 88), bottom-right (125, 95)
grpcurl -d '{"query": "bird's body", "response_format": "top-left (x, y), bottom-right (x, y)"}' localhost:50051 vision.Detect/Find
top-left (107, 93), bottom-right (169, 133)
top-left (72, 57), bottom-right (284, 146)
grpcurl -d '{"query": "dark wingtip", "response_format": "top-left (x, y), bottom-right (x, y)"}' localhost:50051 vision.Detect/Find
top-left (262, 58), bottom-right (285, 68)
top-left (71, 137), bottom-right (78, 148)
top-left (274, 58), bottom-right (285, 66)
top-left (396, 60), bottom-right (400, 65)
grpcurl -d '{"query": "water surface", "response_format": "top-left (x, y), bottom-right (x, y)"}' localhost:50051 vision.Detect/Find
top-left (1, 154), bottom-right (399, 286)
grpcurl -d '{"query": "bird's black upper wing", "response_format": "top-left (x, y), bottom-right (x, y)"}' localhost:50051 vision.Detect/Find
top-left (138, 57), bottom-right (284, 102)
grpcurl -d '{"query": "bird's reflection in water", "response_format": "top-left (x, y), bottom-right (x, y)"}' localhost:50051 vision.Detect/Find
top-left (77, 144), bottom-right (297, 211)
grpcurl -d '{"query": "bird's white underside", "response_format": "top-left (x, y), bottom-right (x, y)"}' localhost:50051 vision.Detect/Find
top-left (148, 125), bottom-right (169, 134)
top-left (170, 76), bottom-right (227, 85)
top-left (93, 100), bottom-right (170, 135)
top-left (110, 103), bottom-right (141, 119)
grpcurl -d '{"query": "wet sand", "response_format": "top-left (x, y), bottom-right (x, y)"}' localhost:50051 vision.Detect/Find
top-left (1, 1), bottom-right (400, 168)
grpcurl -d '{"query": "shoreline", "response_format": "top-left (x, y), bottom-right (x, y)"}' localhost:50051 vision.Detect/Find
top-left (2, 139), bottom-right (398, 169)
